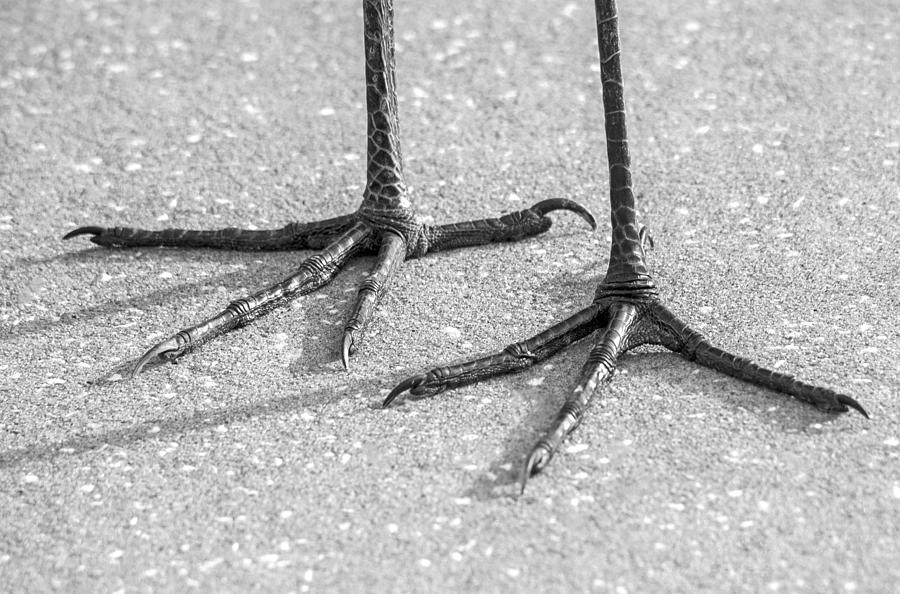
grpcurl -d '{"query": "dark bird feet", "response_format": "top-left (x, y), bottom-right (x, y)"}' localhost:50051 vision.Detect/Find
top-left (65, 199), bottom-right (595, 376)
top-left (386, 288), bottom-right (869, 493)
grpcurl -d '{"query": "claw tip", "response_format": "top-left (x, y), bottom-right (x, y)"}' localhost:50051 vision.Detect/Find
top-left (131, 336), bottom-right (183, 378)
top-left (838, 395), bottom-right (869, 419)
top-left (130, 358), bottom-right (149, 379)
top-left (383, 375), bottom-right (424, 408)
top-left (63, 226), bottom-right (103, 240)
top-left (382, 391), bottom-right (400, 409)
top-left (341, 333), bottom-right (353, 371)
top-left (850, 401), bottom-right (870, 419)
top-left (530, 199), bottom-right (596, 231)
top-left (519, 446), bottom-right (550, 495)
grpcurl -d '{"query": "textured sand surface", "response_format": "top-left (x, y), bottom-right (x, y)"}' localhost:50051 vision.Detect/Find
top-left (1, 0), bottom-right (898, 592)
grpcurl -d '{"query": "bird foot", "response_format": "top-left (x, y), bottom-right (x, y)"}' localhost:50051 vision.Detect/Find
top-left (65, 200), bottom-right (595, 376)
top-left (387, 288), bottom-right (868, 492)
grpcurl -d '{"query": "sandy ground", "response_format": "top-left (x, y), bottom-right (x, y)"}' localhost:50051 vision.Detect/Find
top-left (1, 0), bottom-right (898, 592)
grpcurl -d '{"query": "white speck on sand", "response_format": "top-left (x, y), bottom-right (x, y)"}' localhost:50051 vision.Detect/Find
top-left (694, 125), bottom-right (710, 135)
top-left (199, 558), bottom-right (224, 572)
top-left (454, 497), bottom-right (472, 506)
top-left (387, 523), bottom-right (398, 533)
top-left (73, 163), bottom-right (92, 173)
top-left (684, 20), bottom-right (701, 31)
top-left (506, 568), bottom-right (521, 578)
top-left (186, 133), bottom-right (202, 144)
top-left (752, 144), bottom-right (764, 154)
top-left (566, 443), bottom-right (589, 454)
top-left (107, 63), bottom-right (128, 73)
top-left (80, 484), bottom-right (95, 493)
top-left (756, 195), bottom-right (770, 205)
top-left (727, 489), bottom-right (743, 498)
top-left (667, 502), bottom-right (685, 511)
top-left (108, 550), bottom-right (123, 560)
top-left (442, 326), bottom-right (462, 339)
top-left (156, 213), bottom-right (168, 222)
top-left (158, 271), bottom-right (173, 279)
top-left (527, 377), bottom-right (545, 386)
top-left (892, 484), bottom-right (900, 499)
top-left (258, 554), bottom-right (279, 564)
top-left (418, 558), bottom-right (432, 568)
top-left (758, 500), bottom-right (770, 512)
top-left (318, 107), bottom-right (335, 116)
top-left (884, 437), bottom-right (899, 447)
top-left (23, 474), bottom-right (39, 484)
top-left (240, 52), bottom-right (259, 63)
top-left (124, 162), bottom-right (142, 172)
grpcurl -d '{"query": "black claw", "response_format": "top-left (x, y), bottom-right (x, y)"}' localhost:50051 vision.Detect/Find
top-left (341, 333), bottom-right (353, 371)
top-left (838, 395), bottom-right (870, 419)
top-left (383, 375), bottom-right (426, 408)
top-left (63, 226), bottom-right (104, 240)
top-left (131, 336), bottom-right (184, 378)
top-left (530, 199), bottom-right (597, 231)
top-left (519, 444), bottom-right (552, 495)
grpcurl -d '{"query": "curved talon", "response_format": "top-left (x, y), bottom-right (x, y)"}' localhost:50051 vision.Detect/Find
top-left (341, 333), bottom-right (354, 371)
top-left (63, 226), bottom-right (104, 240)
top-left (519, 443), bottom-right (552, 495)
top-left (530, 199), bottom-right (597, 231)
top-left (383, 375), bottom-right (426, 408)
top-left (131, 336), bottom-right (185, 378)
top-left (837, 394), bottom-right (869, 419)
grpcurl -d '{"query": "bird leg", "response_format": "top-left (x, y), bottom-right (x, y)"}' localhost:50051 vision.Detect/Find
top-left (386, 0), bottom-right (868, 492)
top-left (64, 0), bottom-right (595, 375)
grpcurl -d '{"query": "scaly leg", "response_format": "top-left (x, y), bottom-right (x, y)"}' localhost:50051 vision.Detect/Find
top-left (64, 0), bottom-right (594, 375)
top-left (386, 0), bottom-right (868, 492)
